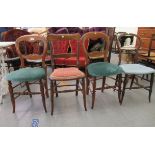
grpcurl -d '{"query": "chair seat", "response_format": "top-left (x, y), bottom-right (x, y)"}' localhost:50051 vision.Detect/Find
top-left (50, 67), bottom-right (85, 80)
top-left (120, 64), bottom-right (155, 74)
top-left (6, 67), bottom-right (45, 82)
top-left (87, 62), bottom-right (123, 77)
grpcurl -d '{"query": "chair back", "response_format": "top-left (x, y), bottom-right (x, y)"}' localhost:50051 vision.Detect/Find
top-left (81, 32), bottom-right (110, 65)
top-left (47, 33), bottom-right (81, 69)
top-left (15, 34), bottom-right (47, 68)
top-left (116, 32), bottom-right (141, 64)
top-left (148, 34), bottom-right (155, 57)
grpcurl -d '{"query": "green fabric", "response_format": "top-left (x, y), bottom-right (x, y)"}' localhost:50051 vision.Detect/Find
top-left (87, 62), bottom-right (123, 77)
top-left (6, 67), bottom-right (45, 82)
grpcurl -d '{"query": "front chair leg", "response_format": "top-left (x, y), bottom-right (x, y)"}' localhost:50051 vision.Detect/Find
top-left (50, 80), bottom-right (54, 115)
top-left (92, 77), bottom-right (96, 109)
top-left (120, 74), bottom-right (128, 105)
top-left (8, 81), bottom-right (15, 113)
top-left (44, 77), bottom-right (49, 98)
top-left (82, 78), bottom-right (87, 111)
top-left (117, 74), bottom-right (122, 104)
top-left (149, 73), bottom-right (154, 102)
top-left (85, 70), bottom-right (90, 95)
top-left (39, 79), bottom-right (47, 113)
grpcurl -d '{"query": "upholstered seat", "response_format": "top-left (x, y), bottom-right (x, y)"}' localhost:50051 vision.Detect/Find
top-left (87, 62), bottom-right (123, 77)
top-left (50, 67), bottom-right (85, 80)
top-left (120, 64), bottom-right (155, 74)
top-left (6, 67), bottom-right (45, 82)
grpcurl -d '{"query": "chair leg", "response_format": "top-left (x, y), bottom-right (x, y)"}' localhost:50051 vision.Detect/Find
top-left (130, 74), bottom-right (135, 89)
top-left (101, 77), bottom-right (106, 92)
top-left (149, 73), bottom-right (154, 102)
top-left (120, 74), bottom-right (128, 104)
top-left (91, 77), bottom-right (96, 109)
top-left (75, 79), bottom-right (79, 96)
top-left (8, 81), bottom-right (15, 113)
top-left (44, 77), bottom-right (49, 98)
top-left (39, 79), bottom-right (47, 113)
top-left (82, 78), bottom-right (87, 111)
top-left (54, 81), bottom-right (58, 97)
top-left (25, 82), bottom-right (32, 98)
top-left (50, 80), bottom-right (54, 115)
top-left (117, 74), bottom-right (122, 104)
top-left (85, 70), bottom-right (90, 95)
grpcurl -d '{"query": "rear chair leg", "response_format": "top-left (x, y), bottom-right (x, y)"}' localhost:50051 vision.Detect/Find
top-left (8, 81), bottom-right (15, 113)
top-left (149, 73), bottom-right (154, 102)
top-left (82, 78), bottom-right (87, 111)
top-left (50, 80), bottom-right (54, 115)
top-left (25, 82), bottom-right (32, 98)
top-left (75, 79), bottom-right (79, 96)
top-left (92, 77), bottom-right (96, 109)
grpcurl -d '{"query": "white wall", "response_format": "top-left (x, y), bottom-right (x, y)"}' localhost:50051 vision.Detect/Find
top-left (115, 27), bottom-right (138, 34)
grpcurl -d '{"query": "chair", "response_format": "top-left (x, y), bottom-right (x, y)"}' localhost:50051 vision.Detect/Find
top-left (2, 29), bottom-right (30, 71)
top-left (81, 32), bottom-right (123, 109)
top-left (5, 35), bottom-right (47, 113)
top-left (47, 33), bottom-right (87, 115)
top-left (116, 33), bottom-right (155, 103)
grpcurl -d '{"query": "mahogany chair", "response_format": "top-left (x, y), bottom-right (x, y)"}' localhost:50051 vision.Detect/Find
top-left (81, 32), bottom-right (123, 109)
top-left (2, 29), bottom-right (30, 71)
top-left (5, 35), bottom-right (48, 113)
top-left (116, 33), bottom-right (155, 103)
top-left (47, 33), bottom-right (87, 115)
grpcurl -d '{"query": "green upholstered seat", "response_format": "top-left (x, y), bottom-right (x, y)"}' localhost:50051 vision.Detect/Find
top-left (87, 62), bottom-right (123, 77)
top-left (6, 67), bottom-right (45, 82)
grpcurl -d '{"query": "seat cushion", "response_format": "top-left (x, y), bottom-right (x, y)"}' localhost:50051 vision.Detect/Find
top-left (120, 64), bottom-right (155, 74)
top-left (87, 62), bottom-right (123, 77)
top-left (6, 67), bottom-right (45, 82)
top-left (50, 67), bottom-right (85, 80)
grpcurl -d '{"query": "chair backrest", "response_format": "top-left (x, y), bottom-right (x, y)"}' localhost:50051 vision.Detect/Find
top-left (2, 29), bottom-right (30, 41)
top-left (15, 34), bottom-right (47, 67)
top-left (47, 33), bottom-right (81, 69)
top-left (148, 34), bottom-right (155, 57)
top-left (81, 32), bottom-right (110, 65)
top-left (116, 32), bottom-right (141, 64)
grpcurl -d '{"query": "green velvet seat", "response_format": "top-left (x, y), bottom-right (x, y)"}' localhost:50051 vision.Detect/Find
top-left (6, 67), bottom-right (45, 82)
top-left (87, 62), bottom-right (123, 77)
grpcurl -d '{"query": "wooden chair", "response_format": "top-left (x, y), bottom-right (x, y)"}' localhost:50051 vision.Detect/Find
top-left (81, 32), bottom-right (123, 109)
top-left (47, 33), bottom-right (87, 115)
top-left (2, 29), bottom-right (30, 71)
top-left (5, 35), bottom-right (48, 113)
top-left (116, 33), bottom-right (155, 103)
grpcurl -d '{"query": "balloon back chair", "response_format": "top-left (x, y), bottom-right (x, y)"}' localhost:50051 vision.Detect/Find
top-left (81, 32), bottom-right (123, 109)
top-left (116, 33), bottom-right (155, 103)
top-left (47, 33), bottom-right (87, 115)
top-left (6, 35), bottom-right (48, 113)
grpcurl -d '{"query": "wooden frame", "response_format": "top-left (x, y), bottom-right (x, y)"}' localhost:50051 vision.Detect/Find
top-left (81, 32), bottom-right (122, 109)
top-left (47, 33), bottom-right (87, 115)
top-left (7, 35), bottom-right (48, 113)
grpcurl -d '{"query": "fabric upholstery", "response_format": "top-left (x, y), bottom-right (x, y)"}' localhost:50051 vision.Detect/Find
top-left (120, 64), bottom-right (155, 74)
top-left (50, 67), bottom-right (85, 80)
top-left (87, 62), bottom-right (123, 77)
top-left (6, 67), bottom-right (45, 82)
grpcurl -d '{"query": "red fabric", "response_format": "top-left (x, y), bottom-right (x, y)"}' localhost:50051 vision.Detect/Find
top-left (50, 67), bottom-right (84, 78)
top-left (52, 40), bottom-right (69, 54)
top-left (55, 58), bottom-right (66, 65)
top-left (65, 57), bottom-right (86, 67)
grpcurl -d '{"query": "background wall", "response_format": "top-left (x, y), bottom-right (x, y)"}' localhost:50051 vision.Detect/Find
top-left (115, 27), bottom-right (138, 34)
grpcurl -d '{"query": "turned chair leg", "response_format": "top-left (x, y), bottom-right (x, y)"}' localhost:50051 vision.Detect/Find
top-left (85, 71), bottom-right (90, 95)
top-left (120, 74), bottom-right (128, 104)
top-left (75, 79), bottom-right (79, 96)
top-left (149, 73), bottom-right (154, 102)
top-left (39, 79), bottom-right (47, 113)
top-left (25, 82), bottom-right (32, 98)
top-left (50, 80), bottom-right (54, 115)
top-left (92, 77), bottom-right (96, 109)
top-left (82, 78), bottom-right (87, 111)
top-left (8, 81), bottom-right (15, 113)
top-left (101, 77), bottom-right (106, 92)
